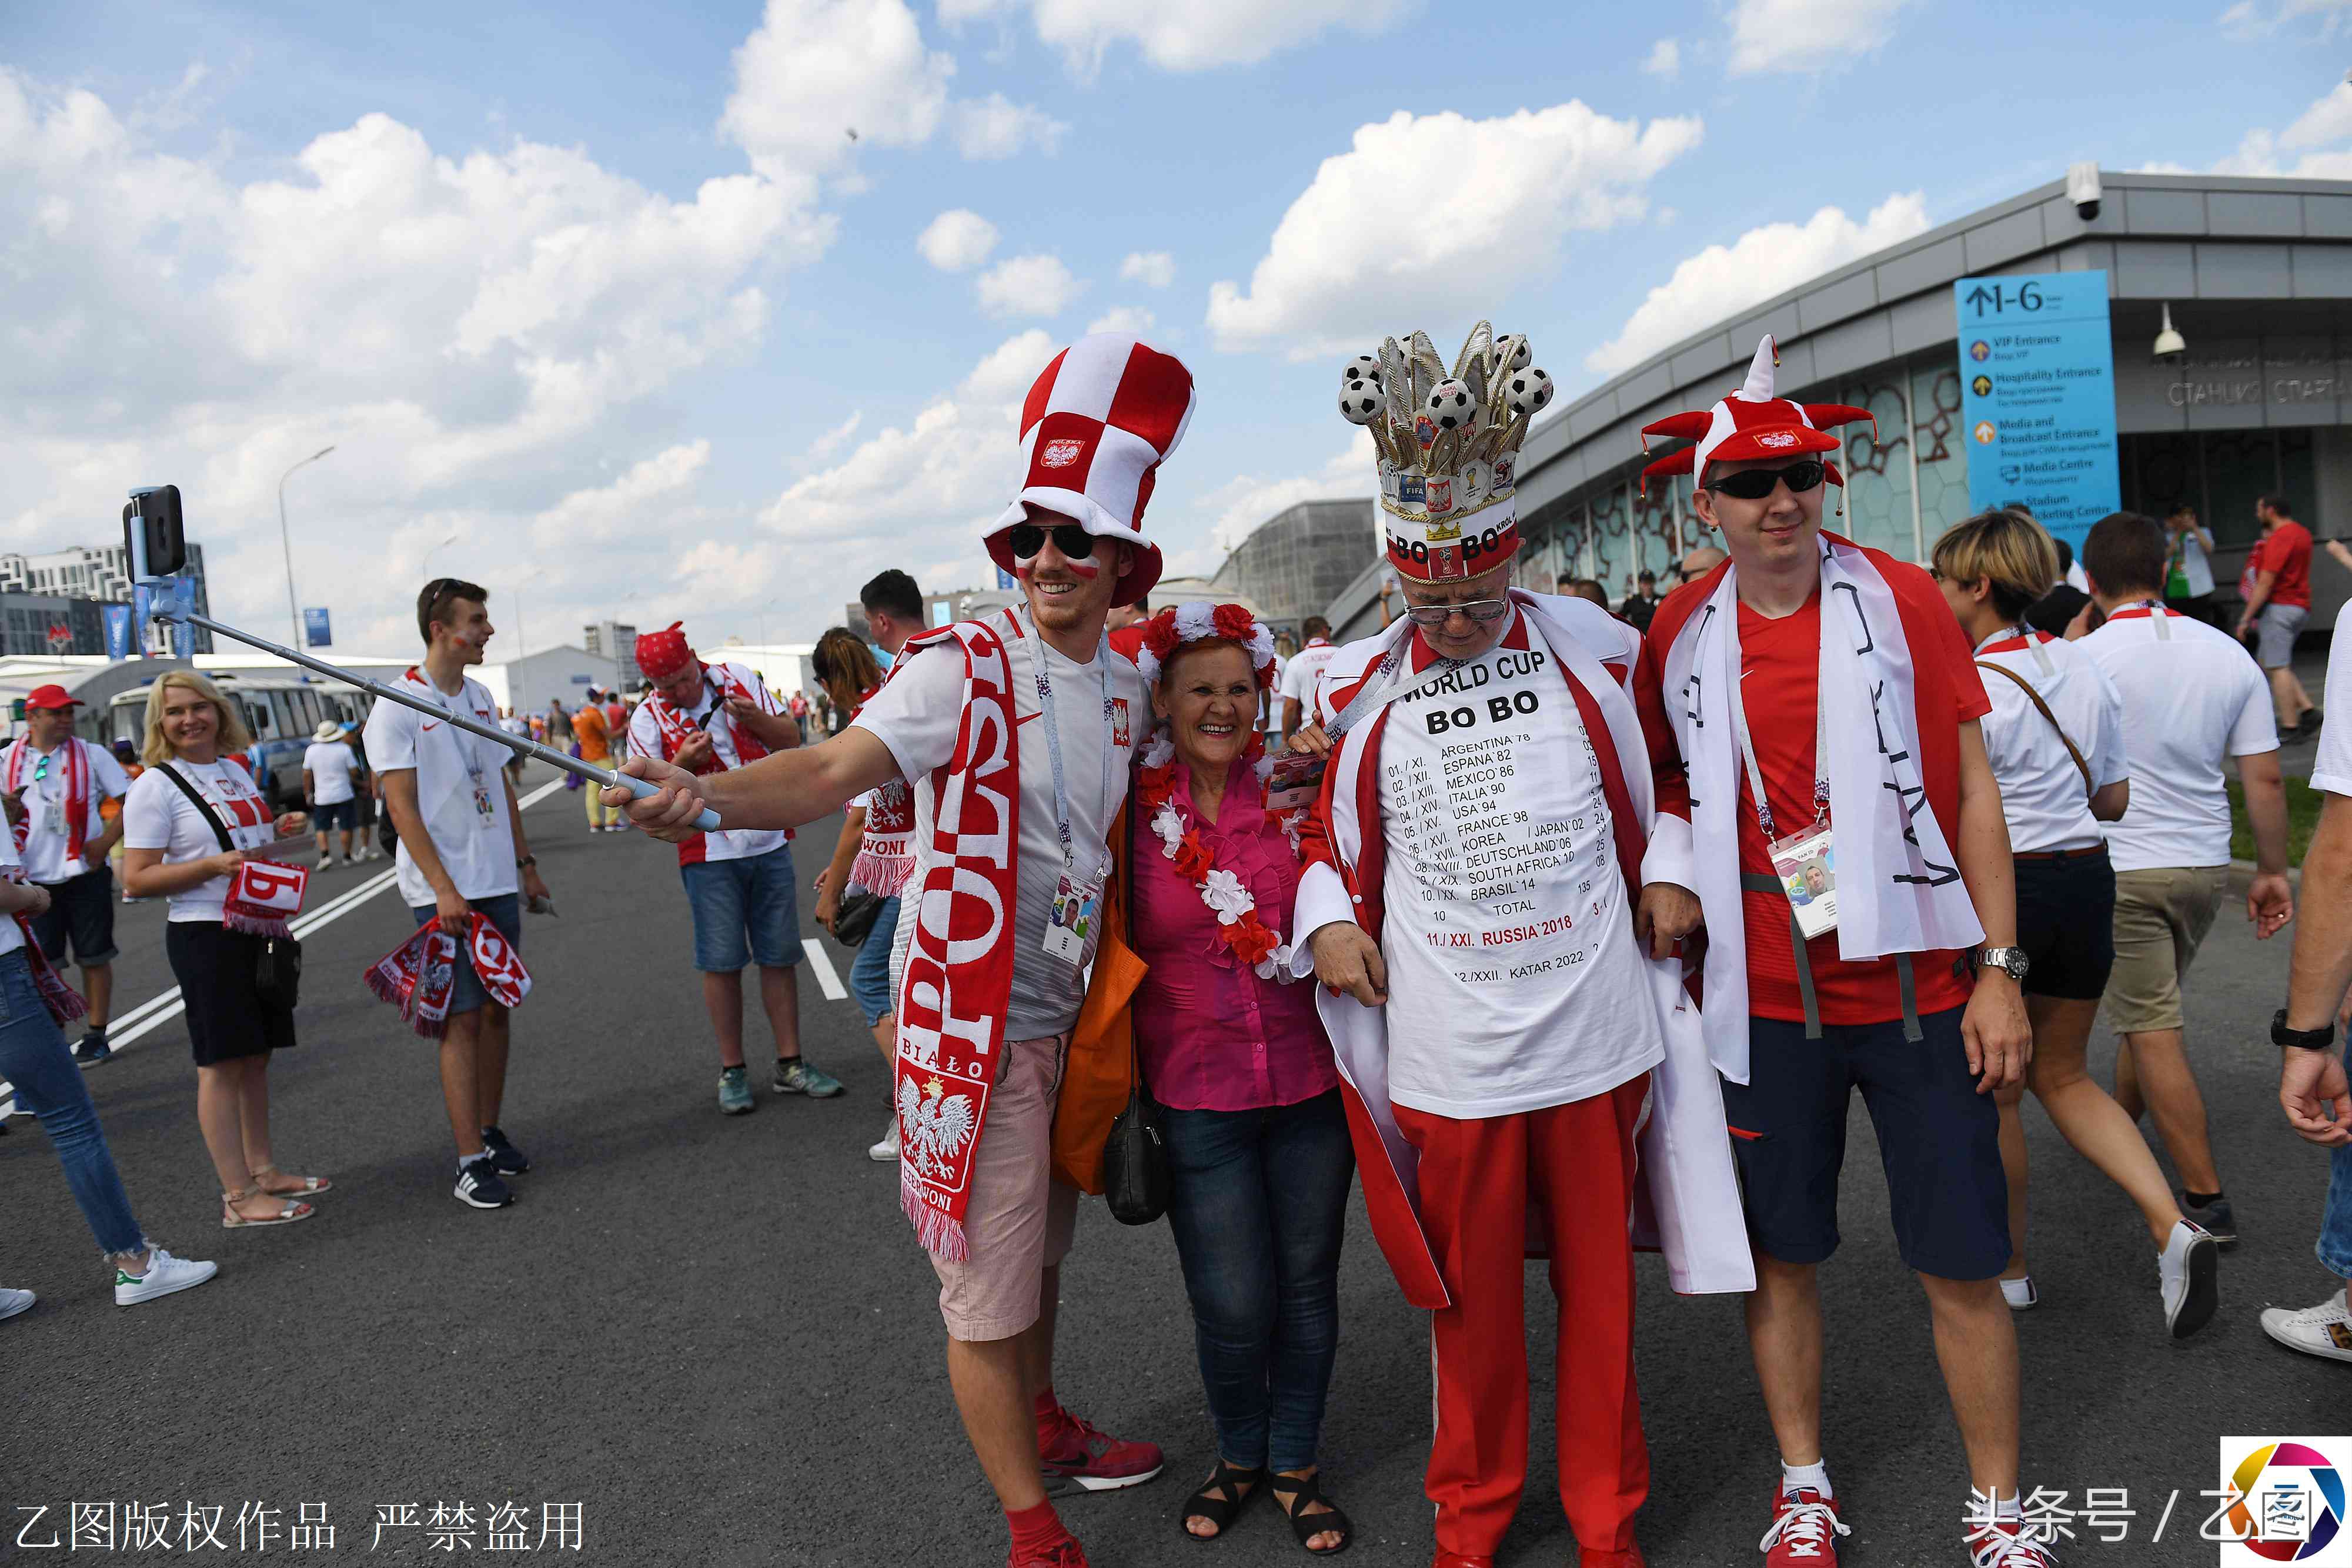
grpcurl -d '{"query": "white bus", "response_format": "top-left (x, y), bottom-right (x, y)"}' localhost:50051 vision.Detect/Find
top-left (107, 675), bottom-right (375, 811)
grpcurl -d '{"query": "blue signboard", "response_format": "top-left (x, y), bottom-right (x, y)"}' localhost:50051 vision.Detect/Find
top-left (303, 607), bottom-right (332, 648)
top-left (103, 605), bottom-right (131, 661)
top-left (994, 567), bottom-right (1017, 591)
top-left (1953, 270), bottom-right (2121, 548)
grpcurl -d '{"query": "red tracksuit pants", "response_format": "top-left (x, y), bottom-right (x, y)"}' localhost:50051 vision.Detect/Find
top-left (1393, 1074), bottom-right (1650, 1558)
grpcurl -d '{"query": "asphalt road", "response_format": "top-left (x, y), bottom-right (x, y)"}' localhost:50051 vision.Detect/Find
top-left (4, 757), bottom-right (2341, 1567)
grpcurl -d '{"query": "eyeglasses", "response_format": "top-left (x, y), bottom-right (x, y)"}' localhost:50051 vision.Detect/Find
top-left (1401, 597), bottom-right (1512, 628)
top-left (1004, 523), bottom-right (1098, 561)
top-left (1703, 459), bottom-right (1826, 502)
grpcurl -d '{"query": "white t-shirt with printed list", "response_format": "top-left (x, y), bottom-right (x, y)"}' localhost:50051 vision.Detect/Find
top-left (302, 741), bottom-right (359, 805)
top-left (1375, 611), bottom-right (1659, 1118)
top-left (1973, 628), bottom-right (2128, 854)
top-left (853, 613), bottom-right (1147, 1039)
top-left (122, 758), bottom-right (282, 923)
top-left (2081, 605), bottom-right (2278, 872)
top-left (5, 738), bottom-right (130, 884)
top-left (364, 668), bottom-right (518, 908)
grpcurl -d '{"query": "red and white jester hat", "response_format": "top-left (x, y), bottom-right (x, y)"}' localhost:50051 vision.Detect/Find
top-left (987, 333), bottom-right (1197, 609)
top-left (1638, 335), bottom-right (1873, 493)
top-left (1336, 322), bottom-right (1554, 584)
top-left (634, 622), bottom-right (696, 681)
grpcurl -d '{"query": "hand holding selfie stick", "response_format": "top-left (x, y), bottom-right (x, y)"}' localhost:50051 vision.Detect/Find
top-left (122, 485), bottom-right (721, 833)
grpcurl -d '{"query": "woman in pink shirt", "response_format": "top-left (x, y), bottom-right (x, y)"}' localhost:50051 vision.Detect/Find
top-left (1124, 604), bottom-right (1351, 1555)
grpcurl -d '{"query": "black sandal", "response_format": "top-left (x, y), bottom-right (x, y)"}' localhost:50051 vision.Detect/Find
top-left (1180, 1460), bottom-right (1266, 1542)
top-left (1271, 1469), bottom-right (1352, 1555)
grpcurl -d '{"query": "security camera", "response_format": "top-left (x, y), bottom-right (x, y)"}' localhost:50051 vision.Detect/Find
top-left (2067, 162), bottom-right (2102, 222)
top-left (2154, 302), bottom-right (2186, 363)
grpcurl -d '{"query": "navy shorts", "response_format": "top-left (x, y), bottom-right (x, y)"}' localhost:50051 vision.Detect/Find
top-left (312, 798), bottom-right (357, 832)
top-left (1719, 1007), bottom-right (2010, 1280)
top-left (2013, 850), bottom-right (2114, 1001)
top-left (407, 892), bottom-right (523, 1016)
top-left (679, 844), bottom-right (804, 973)
top-left (31, 867), bottom-right (117, 967)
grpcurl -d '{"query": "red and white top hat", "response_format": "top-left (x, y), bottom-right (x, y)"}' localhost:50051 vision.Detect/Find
top-left (988, 333), bottom-right (1197, 609)
top-left (1639, 335), bottom-right (1873, 492)
top-left (1334, 322), bottom-right (1553, 584)
top-left (634, 622), bottom-right (696, 681)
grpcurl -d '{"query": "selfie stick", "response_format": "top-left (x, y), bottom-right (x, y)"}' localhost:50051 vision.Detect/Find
top-left (145, 610), bottom-right (724, 833)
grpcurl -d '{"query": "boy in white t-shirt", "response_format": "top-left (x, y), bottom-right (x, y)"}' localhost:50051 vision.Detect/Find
top-left (365, 579), bottom-right (552, 1212)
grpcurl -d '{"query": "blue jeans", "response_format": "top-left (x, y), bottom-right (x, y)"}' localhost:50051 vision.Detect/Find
top-left (2321, 1144), bottom-right (2352, 1280)
top-left (0, 949), bottom-right (144, 1256)
top-left (679, 845), bottom-right (804, 972)
top-left (1160, 1089), bottom-right (1354, 1473)
top-left (850, 896), bottom-right (900, 1025)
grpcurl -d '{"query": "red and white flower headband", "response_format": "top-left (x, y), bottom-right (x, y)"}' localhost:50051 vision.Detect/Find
top-left (1134, 601), bottom-right (1278, 690)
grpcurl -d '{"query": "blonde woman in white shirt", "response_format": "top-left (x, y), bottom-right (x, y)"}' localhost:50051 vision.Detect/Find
top-left (121, 672), bottom-right (323, 1228)
top-left (1930, 513), bottom-right (2218, 1338)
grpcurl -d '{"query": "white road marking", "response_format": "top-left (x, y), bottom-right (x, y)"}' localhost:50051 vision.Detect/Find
top-left (801, 939), bottom-right (848, 1001)
top-left (1, 775), bottom-right (572, 1113)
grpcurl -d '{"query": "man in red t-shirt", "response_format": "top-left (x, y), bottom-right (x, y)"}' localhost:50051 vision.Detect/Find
top-left (1643, 339), bottom-right (2043, 1568)
top-left (2236, 494), bottom-right (2318, 735)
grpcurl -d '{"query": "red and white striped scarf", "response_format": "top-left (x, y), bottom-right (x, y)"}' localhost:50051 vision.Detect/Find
top-left (364, 912), bottom-right (532, 1039)
top-left (891, 611), bottom-right (1023, 1262)
top-left (5, 738), bottom-right (88, 864)
top-left (643, 663), bottom-right (774, 772)
top-left (847, 684), bottom-right (916, 897)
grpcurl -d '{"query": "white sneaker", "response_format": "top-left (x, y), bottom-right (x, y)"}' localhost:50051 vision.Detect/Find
top-left (2000, 1275), bottom-right (2039, 1310)
top-left (2260, 1287), bottom-right (2352, 1363)
top-left (0, 1287), bottom-right (33, 1321)
top-left (868, 1116), bottom-right (900, 1162)
top-left (2158, 1220), bottom-right (2220, 1339)
top-left (114, 1248), bottom-right (219, 1307)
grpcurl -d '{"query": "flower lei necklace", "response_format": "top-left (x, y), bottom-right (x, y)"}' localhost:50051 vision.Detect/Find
top-left (1137, 731), bottom-right (1309, 982)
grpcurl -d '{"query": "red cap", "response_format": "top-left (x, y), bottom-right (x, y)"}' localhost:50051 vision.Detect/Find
top-left (23, 684), bottom-right (81, 711)
top-left (634, 623), bottom-right (696, 680)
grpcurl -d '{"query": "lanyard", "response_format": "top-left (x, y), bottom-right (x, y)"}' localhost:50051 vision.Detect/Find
top-left (1730, 669), bottom-right (1828, 842)
top-left (1022, 611), bottom-right (1118, 880)
top-left (1976, 624), bottom-right (2057, 677)
top-left (417, 677), bottom-right (487, 787)
top-left (1326, 618), bottom-right (1487, 742)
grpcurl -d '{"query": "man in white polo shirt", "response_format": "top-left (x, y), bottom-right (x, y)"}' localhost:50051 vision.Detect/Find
top-left (2077, 510), bottom-right (2294, 1249)
top-left (367, 577), bottom-right (552, 1211)
top-left (3, 685), bottom-right (131, 1066)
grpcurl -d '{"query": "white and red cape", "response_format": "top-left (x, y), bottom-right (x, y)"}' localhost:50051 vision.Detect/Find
top-left (1292, 591), bottom-right (1752, 1305)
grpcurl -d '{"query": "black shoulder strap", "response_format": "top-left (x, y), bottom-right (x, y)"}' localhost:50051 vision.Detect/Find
top-left (156, 763), bottom-right (236, 853)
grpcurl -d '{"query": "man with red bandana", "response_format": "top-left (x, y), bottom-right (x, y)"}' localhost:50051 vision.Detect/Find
top-left (625, 623), bottom-right (840, 1116)
top-left (1295, 323), bottom-right (1751, 1568)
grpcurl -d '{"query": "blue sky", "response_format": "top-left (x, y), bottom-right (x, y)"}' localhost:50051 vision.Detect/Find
top-left (4, 0), bottom-right (2345, 657)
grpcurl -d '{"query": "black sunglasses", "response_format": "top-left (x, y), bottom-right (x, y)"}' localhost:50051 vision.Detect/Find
top-left (1704, 459), bottom-right (1826, 502)
top-left (1005, 523), bottom-right (1098, 561)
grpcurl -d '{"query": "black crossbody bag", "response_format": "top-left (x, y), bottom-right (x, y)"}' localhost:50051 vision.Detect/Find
top-left (1101, 778), bottom-right (1169, 1226)
top-left (158, 764), bottom-right (303, 1011)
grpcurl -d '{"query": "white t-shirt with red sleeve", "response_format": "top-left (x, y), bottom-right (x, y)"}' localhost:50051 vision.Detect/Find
top-left (624, 661), bottom-right (791, 866)
top-left (121, 757), bottom-right (282, 923)
top-left (1374, 611), bottom-right (1659, 1118)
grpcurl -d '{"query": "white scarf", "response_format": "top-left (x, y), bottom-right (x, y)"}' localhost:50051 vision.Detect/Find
top-left (1663, 534), bottom-right (1982, 1084)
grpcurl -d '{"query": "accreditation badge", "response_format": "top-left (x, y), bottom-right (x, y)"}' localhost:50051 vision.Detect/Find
top-left (1769, 821), bottom-right (1838, 941)
top-left (1043, 872), bottom-right (1101, 968)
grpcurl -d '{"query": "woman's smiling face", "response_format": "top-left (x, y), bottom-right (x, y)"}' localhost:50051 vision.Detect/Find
top-left (1153, 641), bottom-right (1257, 775)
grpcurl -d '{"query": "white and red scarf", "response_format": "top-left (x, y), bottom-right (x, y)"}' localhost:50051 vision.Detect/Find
top-left (1659, 531), bottom-right (1983, 1085)
top-left (848, 684), bottom-right (917, 897)
top-left (5, 737), bottom-right (89, 862)
top-left (889, 611), bottom-right (1024, 1262)
top-left (642, 663), bottom-right (782, 865)
top-left (364, 913), bottom-right (531, 1039)
top-left (5, 898), bottom-right (87, 1025)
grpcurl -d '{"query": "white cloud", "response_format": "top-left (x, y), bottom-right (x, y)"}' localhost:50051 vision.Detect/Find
top-left (2284, 80), bottom-right (2352, 148)
top-left (2219, 0), bottom-right (2351, 38)
top-left (0, 67), bottom-right (804, 654)
top-left (1198, 432), bottom-right (1372, 556)
top-left (1586, 193), bottom-right (1931, 375)
top-left (719, 0), bottom-right (955, 200)
top-left (1120, 250), bottom-right (1176, 288)
top-left (1207, 104), bottom-right (1703, 360)
top-left (2160, 82), bottom-right (2352, 178)
top-left (761, 330), bottom-right (1057, 590)
top-left (804, 413), bottom-right (863, 463)
top-left (1727, 0), bottom-right (1907, 75)
top-left (917, 208), bottom-right (1001, 270)
top-left (949, 92), bottom-right (1069, 158)
top-left (529, 442), bottom-right (711, 549)
top-left (937, 0), bottom-right (1416, 73)
top-left (1642, 38), bottom-right (1681, 78)
top-left (976, 253), bottom-right (1084, 318)
top-left (1085, 305), bottom-right (1157, 336)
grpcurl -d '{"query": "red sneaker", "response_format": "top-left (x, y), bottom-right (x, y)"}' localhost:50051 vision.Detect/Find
top-left (1581, 1547), bottom-right (1648, 1568)
top-left (1037, 1403), bottom-right (1164, 1494)
top-left (1966, 1520), bottom-right (2058, 1567)
top-left (1432, 1554), bottom-right (1495, 1568)
top-left (1007, 1535), bottom-right (1088, 1568)
top-left (1760, 1483), bottom-right (1849, 1566)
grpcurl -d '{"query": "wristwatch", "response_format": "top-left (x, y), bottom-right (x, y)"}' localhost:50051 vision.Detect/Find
top-left (2271, 1008), bottom-right (2337, 1052)
top-left (1975, 945), bottom-right (2030, 984)
top-left (516, 854), bottom-right (537, 870)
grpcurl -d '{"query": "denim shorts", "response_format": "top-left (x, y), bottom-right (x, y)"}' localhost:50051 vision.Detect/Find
top-left (850, 895), bottom-right (901, 1025)
top-left (2321, 1144), bottom-right (2352, 1281)
top-left (407, 892), bottom-right (523, 1016)
top-left (679, 844), bottom-right (804, 973)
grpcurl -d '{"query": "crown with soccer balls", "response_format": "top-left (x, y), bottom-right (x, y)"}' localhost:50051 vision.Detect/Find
top-left (1336, 322), bottom-right (1553, 583)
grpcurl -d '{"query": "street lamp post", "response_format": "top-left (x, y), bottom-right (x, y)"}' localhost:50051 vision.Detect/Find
top-left (277, 445), bottom-right (336, 649)
top-left (422, 533), bottom-right (460, 577)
